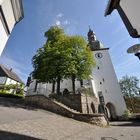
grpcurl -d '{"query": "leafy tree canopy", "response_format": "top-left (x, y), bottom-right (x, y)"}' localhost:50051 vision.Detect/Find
top-left (32, 26), bottom-right (95, 94)
top-left (119, 75), bottom-right (140, 97)
top-left (65, 35), bottom-right (95, 80)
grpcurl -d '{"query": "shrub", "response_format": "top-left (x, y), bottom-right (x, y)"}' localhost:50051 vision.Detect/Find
top-left (122, 109), bottom-right (131, 120)
top-left (0, 84), bottom-right (24, 95)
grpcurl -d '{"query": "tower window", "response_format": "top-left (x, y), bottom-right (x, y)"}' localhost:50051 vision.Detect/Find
top-left (97, 66), bottom-right (100, 70)
top-left (103, 78), bottom-right (105, 82)
top-left (100, 82), bottom-right (102, 85)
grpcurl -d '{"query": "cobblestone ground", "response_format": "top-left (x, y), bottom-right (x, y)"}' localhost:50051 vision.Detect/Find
top-left (0, 104), bottom-right (140, 140)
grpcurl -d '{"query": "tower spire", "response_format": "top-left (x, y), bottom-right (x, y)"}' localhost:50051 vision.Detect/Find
top-left (87, 27), bottom-right (101, 51)
top-left (89, 25), bottom-right (91, 31)
top-left (87, 26), bottom-right (96, 42)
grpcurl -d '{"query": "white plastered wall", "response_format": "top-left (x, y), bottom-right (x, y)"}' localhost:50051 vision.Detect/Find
top-left (91, 49), bottom-right (127, 116)
top-left (5, 77), bottom-right (18, 85)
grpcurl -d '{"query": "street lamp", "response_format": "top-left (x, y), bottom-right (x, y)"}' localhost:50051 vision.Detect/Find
top-left (127, 44), bottom-right (140, 60)
top-left (135, 52), bottom-right (140, 60)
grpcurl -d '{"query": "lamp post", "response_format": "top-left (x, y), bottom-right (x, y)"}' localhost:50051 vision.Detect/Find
top-left (135, 52), bottom-right (140, 60)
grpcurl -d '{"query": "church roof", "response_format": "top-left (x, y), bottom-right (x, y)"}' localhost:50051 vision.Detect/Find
top-left (92, 48), bottom-right (109, 51)
top-left (0, 64), bottom-right (24, 84)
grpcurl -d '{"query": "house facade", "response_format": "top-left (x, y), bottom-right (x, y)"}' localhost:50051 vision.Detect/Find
top-left (0, 0), bottom-right (24, 56)
top-left (0, 64), bottom-right (23, 93)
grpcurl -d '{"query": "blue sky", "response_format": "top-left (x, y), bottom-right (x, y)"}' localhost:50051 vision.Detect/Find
top-left (0, 0), bottom-right (140, 83)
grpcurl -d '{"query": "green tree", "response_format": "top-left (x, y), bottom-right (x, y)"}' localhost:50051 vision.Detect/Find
top-left (65, 35), bottom-right (95, 93)
top-left (32, 26), bottom-right (67, 94)
top-left (119, 75), bottom-right (140, 112)
top-left (32, 26), bottom-right (95, 94)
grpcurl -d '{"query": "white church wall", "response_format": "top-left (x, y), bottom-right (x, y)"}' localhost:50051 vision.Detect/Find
top-left (90, 79), bottom-right (98, 98)
top-left (27, 80), bottom-right (37, 96)
top-left (27, 78), bottom-right (82, 96)
top-left (92, 49), bottom-right (127, 116)
top-left (60, 79), bottom-right (72, 92)
top-left (36, 82), bottom-right (52, 96)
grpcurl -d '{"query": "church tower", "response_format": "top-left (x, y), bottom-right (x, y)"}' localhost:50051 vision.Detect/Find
top-left (88, 27), bottom-right (127, 119)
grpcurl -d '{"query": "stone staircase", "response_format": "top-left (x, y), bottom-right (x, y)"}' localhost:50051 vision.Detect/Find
top-left (25, 95), bottom-right (108, 126)
top-left (52, 99), bottom-right (80, 114)
top-left (50, 94), bottom-right (82, 112)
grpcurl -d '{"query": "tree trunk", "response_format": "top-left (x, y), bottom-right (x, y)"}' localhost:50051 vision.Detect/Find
top-left (133, 97), bottom-right (137, 112)
top-left (72, 75), bottom-right (76, 94)
top-left (57, 77), bottom-right (61, 95)
top-left (128, 90), bottom-right (135, 113)
top-left (128, 96), bottom-right (135, 113)
top-left (34, 80), bottom-right (38, 92)
top-left (52, 80), bottom-right (55, 93)
top-left (80, 80), bottom-right (83, 87)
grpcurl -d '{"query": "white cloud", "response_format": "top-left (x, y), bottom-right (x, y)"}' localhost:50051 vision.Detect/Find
top-left (55, 13), bottom-right (71, 26)
top-left (63, 20), bottom-right (70, 25)
top-left (55, 20), bottom-right (61, 26)
top-left (53, 13), bottom-right (77, 35)
top-left (56, 13), bottom-right (63, 18)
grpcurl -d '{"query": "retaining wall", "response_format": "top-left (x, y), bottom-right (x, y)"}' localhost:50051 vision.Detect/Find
top-left (25, 95), bottom-right (108, 126)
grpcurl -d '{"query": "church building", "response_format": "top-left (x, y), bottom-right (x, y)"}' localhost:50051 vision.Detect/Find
top-left (87, 28), bottom-right (127, 118)
top-left (27, 28), bottom-right (127, 119)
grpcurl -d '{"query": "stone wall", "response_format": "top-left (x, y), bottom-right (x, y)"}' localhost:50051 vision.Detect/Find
top-left (81, 94), bottom-right (99, 114)
top-left (51, 93), bottom-right (99, 114)
top-left (25, 95), bottom-right (108, 126)
top-left (25, 95), bottom-right (73, 118)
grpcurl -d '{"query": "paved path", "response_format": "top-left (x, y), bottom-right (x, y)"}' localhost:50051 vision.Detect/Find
top-left (0, 98), bottom-right (140, 140)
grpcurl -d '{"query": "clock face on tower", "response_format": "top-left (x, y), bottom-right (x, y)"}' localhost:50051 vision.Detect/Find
top-left (95, 52), bottom-right (103, 59)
